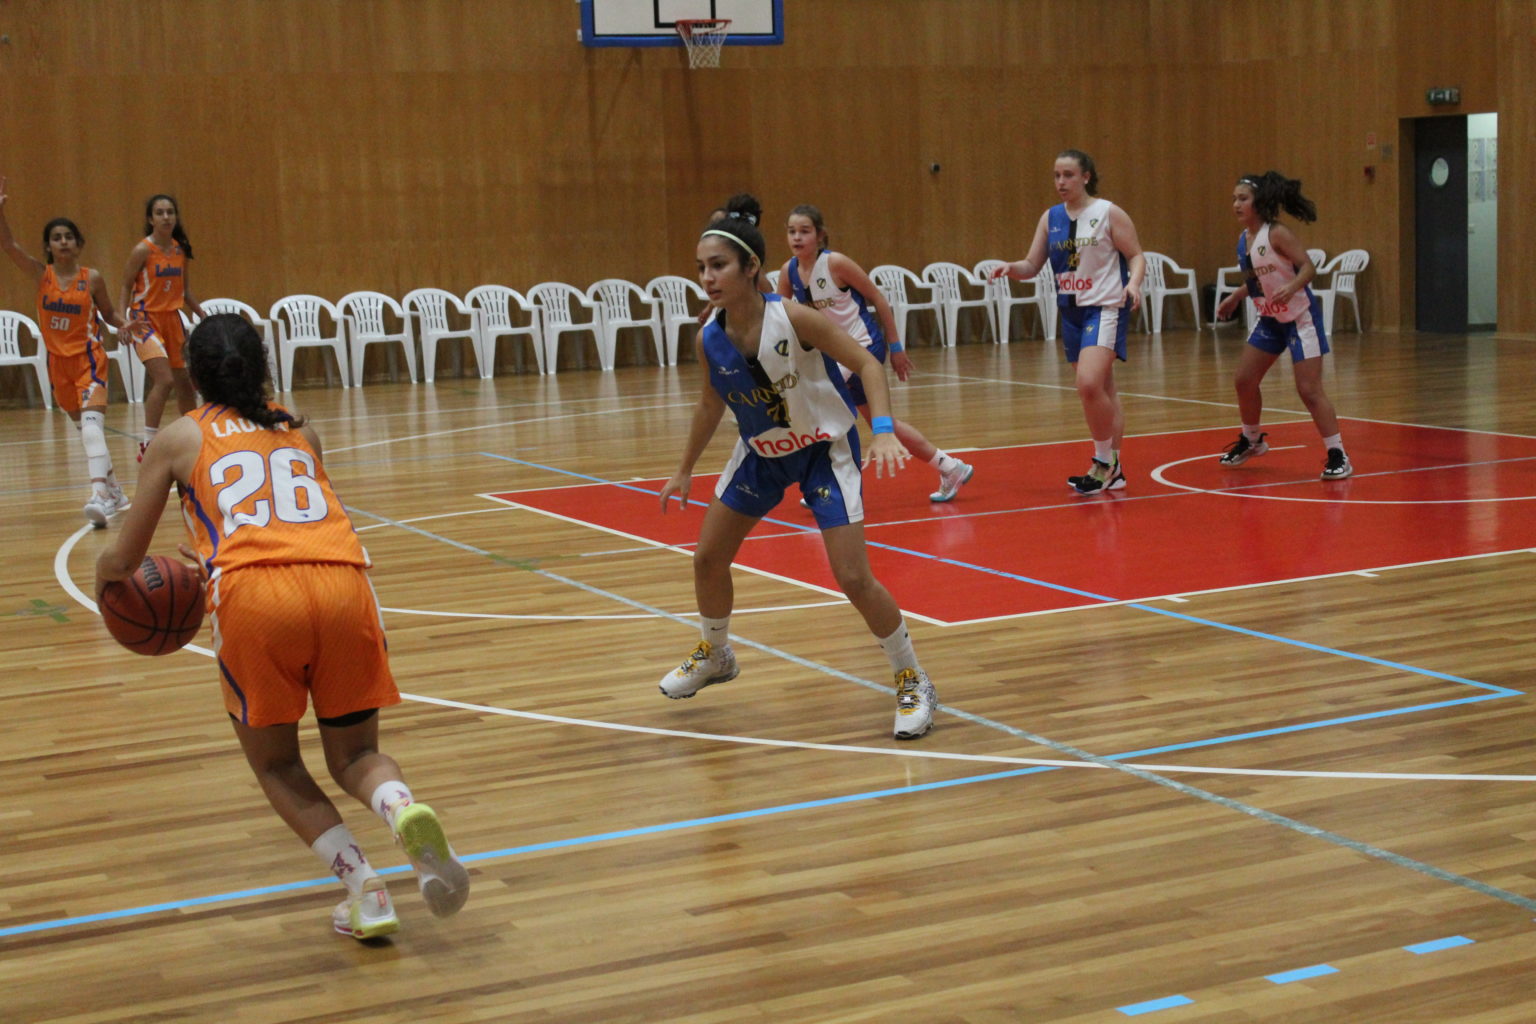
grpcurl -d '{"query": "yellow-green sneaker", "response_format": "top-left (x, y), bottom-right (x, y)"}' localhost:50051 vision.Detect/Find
top-left (332, 876), bottom-right (398, 940)
top-left (394, 803), bottom-right (470, 918)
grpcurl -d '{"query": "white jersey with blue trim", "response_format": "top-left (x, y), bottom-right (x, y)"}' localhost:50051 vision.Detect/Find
top-left (1047, 197), bottom-right (1128, 308)
top-left (787, 250), bottom-right (880, 347)
top-left (703, 294), bottom-right (857, 459)
top-left (1239, 222), bottom-right (1312, 323)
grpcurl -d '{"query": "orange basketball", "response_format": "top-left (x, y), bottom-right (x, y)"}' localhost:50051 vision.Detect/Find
top-left (99, 555), bottom-right (205, 655)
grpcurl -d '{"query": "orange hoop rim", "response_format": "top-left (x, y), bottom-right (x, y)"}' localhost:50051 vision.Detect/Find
top-left (675, 18), bottom-right (732, 41)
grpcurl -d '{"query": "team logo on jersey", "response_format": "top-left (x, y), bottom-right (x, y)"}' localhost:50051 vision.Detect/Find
top-left (1090, 218), bottom-right (1100, 228)
top-left (816, 277), bottom-right (827, 289)
top-left (774, 339), bottom-right (789, 357)
top-left (1257, 245), bottom-right (1267, 256)
top-left (75, 280), bottom-right (87, 292)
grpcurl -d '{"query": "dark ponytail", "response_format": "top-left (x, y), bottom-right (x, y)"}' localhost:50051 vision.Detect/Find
top-left (143, 194), bottom-right (194, 258)
top-left (701, 193), bottom-right (768, 287)
top-left (185, 314), bottom-right (301, 429)
top-left (1239, 171), bottom-right (1318, 224)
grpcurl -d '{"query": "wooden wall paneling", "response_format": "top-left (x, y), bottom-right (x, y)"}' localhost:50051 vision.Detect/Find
top-left (1496, 0), bottom-right (1534, 337)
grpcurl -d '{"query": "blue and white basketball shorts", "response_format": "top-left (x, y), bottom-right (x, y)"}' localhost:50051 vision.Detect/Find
top-left (715, 432), bottom-right (864, 529)
top-left (841, 336), bottom-right (887, 409)
top-left (1247, 296), bottom-right (1330, 362)
top-left (1059, 302), bottom-right (1129, 363)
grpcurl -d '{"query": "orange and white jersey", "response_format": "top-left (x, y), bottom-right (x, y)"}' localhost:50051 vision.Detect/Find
top-left (131, 237), bottom-right (187, 313)
top-left (180, 403), bottom-right (368, 577)
top-left (37, 265), bottom-right (97, 358)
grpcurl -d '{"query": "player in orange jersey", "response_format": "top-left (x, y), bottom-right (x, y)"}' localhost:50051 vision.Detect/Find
top-left (0, 175), bottom-right (144, 526)
top-left (120, 193), bottom-right (207, 462)
top-left (94, 314), bottom-right (470, 941)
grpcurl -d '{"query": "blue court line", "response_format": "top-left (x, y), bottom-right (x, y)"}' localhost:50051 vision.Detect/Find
top-left (1119, 994), bottom-right (1193, 1015)
top-left (1267, 964), bottom-right (1339, 984)
top-left (1406, 935), bottom-right (1474, 954)
top-left (475, 450), bottom-right (1521, 699)
top-left (0, 765), bottom-right (1051, 940)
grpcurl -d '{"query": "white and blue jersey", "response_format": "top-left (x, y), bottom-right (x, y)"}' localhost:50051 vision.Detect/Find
top-left (703, 294), bottom-right (865, 528)
top-left (787, 250), bottom-right (887, 408)
top-left (1238, 223), bottom-right (1329, 362)
top-left (1047, 198), bottom-right (1131, 362)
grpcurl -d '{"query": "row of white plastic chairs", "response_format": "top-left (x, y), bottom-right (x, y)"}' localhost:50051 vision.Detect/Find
top-left (864, 254), bottom-right (1203, 347)
top-left (0, 278), bottom-right (716, 405)
top-left (2, 250), bottom-right (1371, 406)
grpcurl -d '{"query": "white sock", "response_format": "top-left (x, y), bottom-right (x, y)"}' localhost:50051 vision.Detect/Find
top-left (1242, 423), bottom-right (1263, 442)
top-left (877, 621), bottom-right (918, 673)
top-left (1092, 439), bottom-right (1113, 464)
top-left (701, 615), bottom-right (730, 651)
top-left (370, 781), bottom-right (414, 832)
top-left (143, 425), bottom-right (158, 442)
top-left (1323, 433), bottom-right (1344, 453)
top-left (78, 411), bottom-right (112, 483)
top-left (928, 450), bottom-right (958, 474)
top-left (311, 823), bottom-right (378, 896)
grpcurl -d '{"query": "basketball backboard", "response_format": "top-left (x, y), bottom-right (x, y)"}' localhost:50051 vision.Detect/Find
top-left (578, 0), bottom-right (784, 47)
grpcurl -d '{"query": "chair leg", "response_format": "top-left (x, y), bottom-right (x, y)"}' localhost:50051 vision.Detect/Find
top-left (280, 346), bottom-right (295, 392)
top-left (350, 340), bottom-right (366, 387)
top-left (421, 337), bottom-right (437, 384)
top-left (332, 340), bottom-right (351, 387)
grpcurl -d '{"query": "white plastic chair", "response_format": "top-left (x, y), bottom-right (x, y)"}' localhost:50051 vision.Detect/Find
top-left (921, 262), bottom-right (994, 346)
top-left (268, 294), bottom-right (349, 391)
top-left (338, 291), bottom-right (416, 386)
top-left (972, 259), bottom-right (1045, 344)
top-left (1140, 252), bottom-right (1201, 333)
top-left (527, 282), bottom-right (602, 375)
top-left (467, 284), bottom-right (544, 376)
top-left (201, 298), bottom-right (280, 391)
top-left (645, 275), bottom-right (708, 366)
top-left (1210, 266), bottom-right (1257, 331)
top-left (1314, 249), bottom-right (1369, 334)
top-left (587, 279), bottom-right (661, 369)
top-left (870, 265), bottom-right (943, 347)
top-left (1307, 248), bottom-right (1328, 271)
top-left (0, 311), bottom-right (52, 409)
top-left (404, 288), bottom-right (485, 383)
top-left (95, 319), bottom-right (143, 403)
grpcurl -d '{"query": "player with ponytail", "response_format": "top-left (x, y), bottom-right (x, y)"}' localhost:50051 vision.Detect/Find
top-left (657, 205), bottom-right (942, 740)
top-left (1215, 170), bottom-right (1352, 480)
top-left (96, 313), bottom-right (470, 941)
top-left (0, 174), bottom-right (142, 526)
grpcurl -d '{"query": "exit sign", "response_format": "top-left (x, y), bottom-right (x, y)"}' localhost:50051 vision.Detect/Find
top-left (1426, 87), bottom-right (1461, 105)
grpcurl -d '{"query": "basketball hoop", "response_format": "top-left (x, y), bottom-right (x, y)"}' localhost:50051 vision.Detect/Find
top-left (676, 19), bottom-right (730, 69)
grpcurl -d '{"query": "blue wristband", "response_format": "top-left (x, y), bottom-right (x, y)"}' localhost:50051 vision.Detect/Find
top-left (871, 415), bottom-right (895, 435)
top-left (888, 341), bottom-right (903, 352)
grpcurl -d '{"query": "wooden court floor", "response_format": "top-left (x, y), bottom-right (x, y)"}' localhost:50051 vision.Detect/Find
top-left (4, 326), bottom-right (1536, 1022)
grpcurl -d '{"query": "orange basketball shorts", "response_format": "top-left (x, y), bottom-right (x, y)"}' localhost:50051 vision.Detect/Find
top-left (209, 563), bottom-right (400, 727)
top-left (131, 309), bottom-right (185, 368)
top-left (47, 343), bottom-right (109, 414)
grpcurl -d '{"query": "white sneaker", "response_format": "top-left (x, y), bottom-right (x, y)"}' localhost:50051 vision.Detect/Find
top-left (659, 640), bottom-right (739, 699)
top-left (106, 486), bottom-right (131, 517)
top-left (929, 461), bottom-right (974, 503)
top-left (393, 803), bottom-right (470, 918)
top-left (82, 494), bottom-right (110, 528)
top-left (332, 876), bottom-right (399, 940)
top-left (893, 667), bottom-right (937, 740)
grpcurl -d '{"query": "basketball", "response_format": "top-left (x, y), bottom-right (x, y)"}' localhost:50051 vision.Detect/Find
top-left (99, 555), bottom-right (206, 656)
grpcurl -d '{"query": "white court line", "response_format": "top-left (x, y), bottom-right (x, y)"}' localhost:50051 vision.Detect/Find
top-left (50, 525), bottom-right (1536, 785)
top-left (405, 692), bottom-right (1536, 784)
top-left (1151, 450), bottom-right (1536, 505)
top-left (482, 495), bottom-right (949, 628)
top-left (378, 599), bottom-right (846, 621)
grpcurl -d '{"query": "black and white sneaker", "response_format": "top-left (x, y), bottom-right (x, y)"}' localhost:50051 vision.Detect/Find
top-left (1321, 448), bottom-right (1353, 480)
top-left (1070, 459), bottom-right (1117, 495)
top-left (1219, 432), bottom-right (1269, 466)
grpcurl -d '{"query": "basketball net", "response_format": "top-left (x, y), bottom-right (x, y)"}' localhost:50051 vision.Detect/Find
top-left (676, 19), bottom-right (730, 69)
